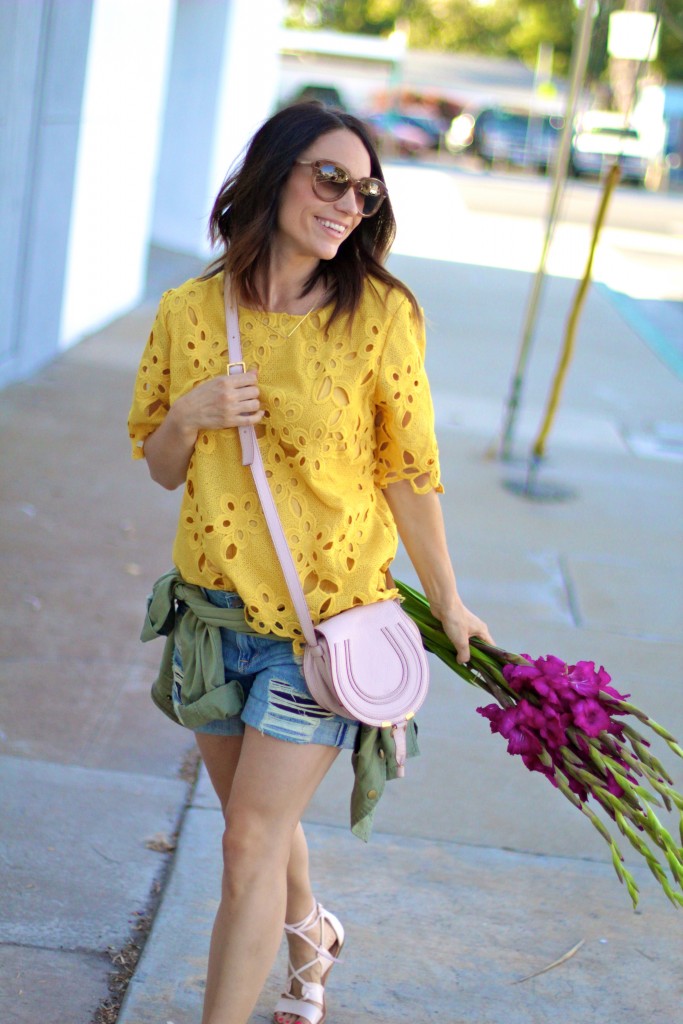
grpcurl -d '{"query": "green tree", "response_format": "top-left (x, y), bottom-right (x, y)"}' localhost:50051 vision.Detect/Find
top-left (286, 0), bottom-right (577, 70)
top-left (285, 0), bottom-right (683, 82)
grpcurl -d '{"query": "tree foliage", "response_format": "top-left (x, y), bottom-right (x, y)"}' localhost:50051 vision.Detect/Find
top-left (285, 0), bottom-right (683, 82)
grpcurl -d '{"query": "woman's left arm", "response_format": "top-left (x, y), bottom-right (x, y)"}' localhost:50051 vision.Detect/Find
top-left (384, 479), bottom-right (493, 664)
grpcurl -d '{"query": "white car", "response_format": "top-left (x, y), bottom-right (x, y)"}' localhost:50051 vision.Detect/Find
top-left (570, 111), bottom-right (649, 184)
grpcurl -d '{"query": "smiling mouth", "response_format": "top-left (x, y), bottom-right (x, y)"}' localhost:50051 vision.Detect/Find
top-left (315, 217), bottom-right (346, 237)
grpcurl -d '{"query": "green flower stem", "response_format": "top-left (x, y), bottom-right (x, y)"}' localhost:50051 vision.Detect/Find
top-left (666, 850), bottom-right (683, 887)
top-left (616, 802), bottom-right (683, 885)
top-left (616, 748), bottom-right (682, 812)
top-left (559, 747), bottom-right (641, 810)
top-left (616, 811), bottom-right (667, 879)
top-left (611, 702), bottom-right (683, 756)
top-left (537, 751), bottom-right (642, 906)
top-left (396, 578), bottom-right (683, 909)
top-left (582, 743), bottom-right (665, 809)
top-left (615, 813), bottom-right (683, 907)
top-left (620, 724), bottom-right (676, 784)
top-left (641, 805), bottom-right (682, 865)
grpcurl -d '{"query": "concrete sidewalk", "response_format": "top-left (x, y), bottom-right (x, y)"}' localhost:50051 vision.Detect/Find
top-left (1, 249), bottom-right (681, 1024)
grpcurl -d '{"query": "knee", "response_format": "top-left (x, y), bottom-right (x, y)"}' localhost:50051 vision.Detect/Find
top-left (220, 807), bottom-right (290, 899)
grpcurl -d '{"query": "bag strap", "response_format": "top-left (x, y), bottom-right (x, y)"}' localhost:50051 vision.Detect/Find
top-left (223, 276), bottom-right (319, 649)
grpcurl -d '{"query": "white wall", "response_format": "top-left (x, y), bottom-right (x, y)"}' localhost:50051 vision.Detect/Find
top-left (152, 0), bottom-right (283, 257)
top-left (0, 0), bottom-right (94, 387)
top-left (0, 0), bottom-right (285, 387)
top-left (210, 0), bottom-right (283, 206)
top-left (59, 0), bottom-right (175, 347)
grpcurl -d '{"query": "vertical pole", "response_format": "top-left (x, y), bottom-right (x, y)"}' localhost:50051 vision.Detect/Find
top-left (496, 0), bottom-right (597, 460)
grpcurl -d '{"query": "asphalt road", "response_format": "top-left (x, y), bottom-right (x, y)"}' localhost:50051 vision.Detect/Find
top-left (403, 148), bottom-right (682, 228)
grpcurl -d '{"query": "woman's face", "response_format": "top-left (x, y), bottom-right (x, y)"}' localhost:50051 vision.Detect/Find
top-left (274, 128), bottom-right (373, 265)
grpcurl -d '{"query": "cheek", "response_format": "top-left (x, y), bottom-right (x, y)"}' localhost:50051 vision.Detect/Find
top-left (277, 181), bottom-right (304, 227)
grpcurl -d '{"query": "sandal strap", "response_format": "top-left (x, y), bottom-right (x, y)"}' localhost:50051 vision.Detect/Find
top-left (273, 993), bottom-right (325, 1024)
top-left (283, 903), bottom-right (341, 965)
top-left (284, 902), bottom-right (319, 937)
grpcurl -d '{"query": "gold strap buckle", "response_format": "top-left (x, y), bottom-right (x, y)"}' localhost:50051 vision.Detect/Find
top-left (227, 361), bottom-right (246, 375)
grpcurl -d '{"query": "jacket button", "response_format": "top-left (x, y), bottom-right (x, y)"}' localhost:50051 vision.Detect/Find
top-left (378, 749), bottom-right (385, 760)
top-left (367, 789), bottom-right (378, 800)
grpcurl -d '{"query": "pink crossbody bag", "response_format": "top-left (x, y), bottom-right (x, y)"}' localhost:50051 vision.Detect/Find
top-left (224, 279), bottom-right (430, 775)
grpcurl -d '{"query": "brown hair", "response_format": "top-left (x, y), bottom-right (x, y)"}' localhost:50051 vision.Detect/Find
top-left (204, 102), bottom-right (420, 324)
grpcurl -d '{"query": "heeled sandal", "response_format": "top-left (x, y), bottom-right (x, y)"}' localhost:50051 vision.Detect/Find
top-left (273, 902), bottom-right (345, 1024)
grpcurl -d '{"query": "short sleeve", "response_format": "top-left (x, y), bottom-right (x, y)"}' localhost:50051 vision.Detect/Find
top-left (374, 296), bottom-right (443, 494)
top-left (127, 293), bottom-right (172, 459)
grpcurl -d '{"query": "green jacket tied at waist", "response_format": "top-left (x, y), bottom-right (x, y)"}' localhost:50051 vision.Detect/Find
top-left (141, 568), bottom-right (419, 842)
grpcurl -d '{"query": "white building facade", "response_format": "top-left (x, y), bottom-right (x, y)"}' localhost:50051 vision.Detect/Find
top-left (0, 0), bottom-right (282, 389)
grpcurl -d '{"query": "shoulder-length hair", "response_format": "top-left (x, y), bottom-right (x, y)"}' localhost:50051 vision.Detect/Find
top-left (204, 102), bottom-right (420, 324)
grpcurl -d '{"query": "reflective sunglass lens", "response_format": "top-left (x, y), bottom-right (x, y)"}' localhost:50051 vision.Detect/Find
top-left (358, 181), bottom-right (383, 215)
top-left (310, 161), bottom-right (386, 216)
top-left (360, 195), bottom-right (380, 215)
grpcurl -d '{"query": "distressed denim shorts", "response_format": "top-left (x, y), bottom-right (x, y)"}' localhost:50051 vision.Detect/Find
top-left (173, 588), bottom-right (359, 749)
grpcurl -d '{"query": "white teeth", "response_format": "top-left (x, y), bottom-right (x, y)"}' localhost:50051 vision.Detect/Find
top-left (317, 218), bottom-right (345, 235)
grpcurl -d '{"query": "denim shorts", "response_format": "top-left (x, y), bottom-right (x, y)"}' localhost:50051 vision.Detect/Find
top-left (172, 588), bottom-right (359, 749)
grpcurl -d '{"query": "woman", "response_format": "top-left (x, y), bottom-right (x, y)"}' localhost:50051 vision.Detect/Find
top-left (129, 102), bottom-right (491, 1024)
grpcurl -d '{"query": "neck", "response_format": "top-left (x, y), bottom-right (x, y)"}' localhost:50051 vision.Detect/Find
top-left (257, 251), bottom-right (324, 313)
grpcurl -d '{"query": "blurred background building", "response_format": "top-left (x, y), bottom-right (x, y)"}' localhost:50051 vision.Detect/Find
top-left (1, 0), bottom-right (281, 390)
top-left (2, 0), bottom-right (680, 390)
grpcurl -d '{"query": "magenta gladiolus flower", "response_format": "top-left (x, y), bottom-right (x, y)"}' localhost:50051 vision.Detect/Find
top-left (491, 703), bottom-right (541, 756)
top-left (597, 666), bottom-right (629, 702)
top-left (477, 703), bottom-right (504, 733)
top-left (537, 708), bottom-right (570, 749)
top-left (566, 661), bottom-right (600, 698)
top-left (398, 578), bottom-right (683, 909)
top-left (572, 698), bottom-right (612, 737)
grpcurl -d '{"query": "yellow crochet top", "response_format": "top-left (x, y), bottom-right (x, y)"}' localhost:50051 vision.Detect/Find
top-left (128, 272), bottom-right (442, 642)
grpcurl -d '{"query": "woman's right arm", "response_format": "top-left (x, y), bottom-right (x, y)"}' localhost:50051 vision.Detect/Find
top-left (143, 370), bottom-right (263, 490)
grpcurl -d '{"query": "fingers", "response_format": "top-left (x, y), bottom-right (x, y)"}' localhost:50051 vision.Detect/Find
top-left (179, 371), bottom-right (264, 430)
top-left (474, 622), bottom-right (495, 647)
top-left (444, 612), bottom-right (493, 665)
top-left (455, 635), bottom-right (471, 666)
top-left (229, 372), bottom-right (263, 424)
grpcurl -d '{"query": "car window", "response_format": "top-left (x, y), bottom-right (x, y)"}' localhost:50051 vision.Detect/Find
top-left (587, 127), bottom-right (639, 139)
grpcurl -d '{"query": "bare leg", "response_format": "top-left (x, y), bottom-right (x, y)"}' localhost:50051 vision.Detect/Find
top-left (198, 734), bottom-right (324, 1024)
top-left (197, 732), bottom-right (316, 927)
top-left (196, 727), bottom-right (339, 1024)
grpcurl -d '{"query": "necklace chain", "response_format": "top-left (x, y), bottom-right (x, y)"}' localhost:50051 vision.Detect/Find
top-left (251, 305), bottom-right (316, 340)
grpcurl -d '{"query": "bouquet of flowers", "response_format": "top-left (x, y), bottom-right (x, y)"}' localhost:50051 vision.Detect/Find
top-left (397, 579), bottom-right (683, 909)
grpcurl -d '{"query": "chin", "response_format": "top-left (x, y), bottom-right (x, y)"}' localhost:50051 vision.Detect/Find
top-left (310, 240), bottom-right (343, 262)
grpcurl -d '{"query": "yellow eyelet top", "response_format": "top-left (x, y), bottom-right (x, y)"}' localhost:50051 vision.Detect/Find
top-left (128, 272), bottom-right (442, 643)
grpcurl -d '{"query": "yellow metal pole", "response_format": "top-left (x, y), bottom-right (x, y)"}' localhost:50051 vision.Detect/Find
top-left (496, 0), bottom-right (597, 461)
top-left (529, 162), bottom-right (621, 465)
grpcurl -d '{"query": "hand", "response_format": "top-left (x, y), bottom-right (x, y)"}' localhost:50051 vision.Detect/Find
top-left (173, 368), bottom-right (264, 435)
top-left (431, 599), bottom-right (493, 666)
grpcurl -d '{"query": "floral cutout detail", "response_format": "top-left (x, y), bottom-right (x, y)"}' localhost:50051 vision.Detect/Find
top-left (128, 274), bottom-right (442, 642)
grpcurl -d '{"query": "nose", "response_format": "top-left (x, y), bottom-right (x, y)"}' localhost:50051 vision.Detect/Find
top-left (334, 186), bottom-right (361, 218)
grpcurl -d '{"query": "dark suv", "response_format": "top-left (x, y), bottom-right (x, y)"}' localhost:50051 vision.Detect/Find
top-left (472, 108), bottom-right (564, 173)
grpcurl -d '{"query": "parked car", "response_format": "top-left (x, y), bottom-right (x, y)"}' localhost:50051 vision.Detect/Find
top-left (283, 84), bottom-right (348, 111)
top-left (364, 112), bottom-right (439, 157)
top-left (468, 107), bottom-right (565, 173)
top-left (570, 112), bottom-right (649, 184)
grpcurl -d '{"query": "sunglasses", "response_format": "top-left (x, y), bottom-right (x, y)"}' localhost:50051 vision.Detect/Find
top-left (296, 159), bottom-right (388, 217)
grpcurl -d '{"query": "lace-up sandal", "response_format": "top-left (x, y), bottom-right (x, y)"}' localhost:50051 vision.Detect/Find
top-left (273, 902), bottom-right (345, 1024)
